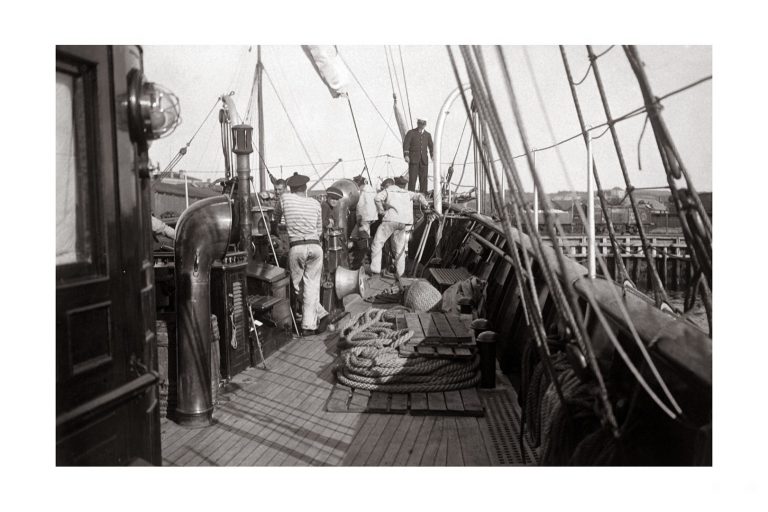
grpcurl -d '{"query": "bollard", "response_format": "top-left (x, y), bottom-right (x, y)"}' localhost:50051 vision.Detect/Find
top-left (458, 297), bottom-right (474, 314)
top-left (470, 318), bottom-right (492, 339)
top-left (476, 331), bottom-right (497, 389)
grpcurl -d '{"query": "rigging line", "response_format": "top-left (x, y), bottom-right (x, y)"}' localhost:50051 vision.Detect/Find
top-left (454, 130), bottom-right (473, 194)
top-left (275, 51), bottom-right (324, 164)
top-left (346, 95), bottom-right (372, 184)
top-left (338, 51), bottom-right (402, 144)
top-left (466, 44), bottom-right (620, 433)
top-left (548, 47), bottom-right (686, 414)
top-left (262, 65), bottom-right (325, 189)
top-left (156, 96), bottom-right (222, 180)
top-left (369, 110), bottom-right (393, 176)
top-left (637, 114), bottom-right (650, 171)
top-left (587, 44), bottom-right (670, 307)
top-left (384, 46), bottom-right (396, 95)
top-left (523, 47), bottom-right (570, 185)
top-left (571, 45), bottom-right (616, 86)
top-left (451, 116), bottom-right (470, 165)
top-left (244, 48), bottom-right (260, 124)
top-left (559, 45), bottom-right (633, 286)
top-left (389, 46), bottom-right (408, 128)
top-left (398, 45), bottom-right (414, 128)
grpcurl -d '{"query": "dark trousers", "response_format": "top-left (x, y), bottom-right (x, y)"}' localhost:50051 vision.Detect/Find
top-left (408, 161), bottom-right (429, 193)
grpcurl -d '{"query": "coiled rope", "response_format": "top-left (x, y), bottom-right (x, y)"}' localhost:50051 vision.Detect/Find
top-left (335, 308), bottom-right (481, 393)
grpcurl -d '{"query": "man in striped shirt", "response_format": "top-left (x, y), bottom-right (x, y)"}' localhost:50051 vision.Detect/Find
top-left (283, 173), bottom-right (328, 336)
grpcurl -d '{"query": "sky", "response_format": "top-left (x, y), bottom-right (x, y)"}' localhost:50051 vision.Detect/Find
top-left (144, 45), bottom-right (711, 194)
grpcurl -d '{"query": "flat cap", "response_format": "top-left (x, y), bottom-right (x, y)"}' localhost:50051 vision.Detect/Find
top-left (286, 172), bottom-right (309, 188)
top-left (326, 186), bottom-right (343, 200)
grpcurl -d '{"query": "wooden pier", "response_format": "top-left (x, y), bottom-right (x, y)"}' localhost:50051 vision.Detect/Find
top-left (551, 235), bottom-right (692, 291)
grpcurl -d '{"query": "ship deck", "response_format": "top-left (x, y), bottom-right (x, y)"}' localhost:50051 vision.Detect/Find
top-left (160, 275), bottom-right (536, 466)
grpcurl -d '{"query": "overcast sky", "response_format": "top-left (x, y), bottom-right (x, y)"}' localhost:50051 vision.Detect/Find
top-left (144, 45), bottom-right (711, 193)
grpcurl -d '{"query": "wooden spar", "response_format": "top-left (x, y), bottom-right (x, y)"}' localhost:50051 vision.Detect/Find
top-left (257, 46), bottom-right (265, 192)
top-left (308, 159), bottom-right (343, 191)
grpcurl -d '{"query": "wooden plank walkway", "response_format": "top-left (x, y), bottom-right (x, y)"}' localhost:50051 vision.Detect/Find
top-left (161, 279), bottom-right (531, 466)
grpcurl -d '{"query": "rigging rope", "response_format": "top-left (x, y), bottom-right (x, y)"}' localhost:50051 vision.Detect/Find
top-left (262, 65), bottom-right (325, 189)
top-left (338, 51), bottom-right (402, 144)
top-left (345, 95), bottom-right (372, 184)
top-left (398, 46), bottom-right (414, 128)
top-left (586, 44), bottom-right (670, 307)
top-left (389, 46), bottom-right (408, 128)
top-left (455, 44), bottom-right (620, 434)
top-left (154, 96), bottom-right (222, 185)
top-left (558, 45), bottom-right (633, 285)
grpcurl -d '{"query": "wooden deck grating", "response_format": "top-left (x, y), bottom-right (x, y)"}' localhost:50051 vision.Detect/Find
top-left (161, 274), bottom-right (533, 466)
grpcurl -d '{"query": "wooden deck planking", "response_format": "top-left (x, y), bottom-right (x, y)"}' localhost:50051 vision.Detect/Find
top-left (455, 417), bottom-right (490, 465)
top-left (405, 416), bottom-right (437, 466)
top-left (162, 323), bottom-right (522, 467)
top-left (363, 414), bottom-right (407, 465)
top-left (445, 417), bottom-right (464, 466)
top-left (419, 417), bottom-right (445, 466)
top-left (343, 413), bottom-right (390, 465)
top-left (392, 416), bottom-right (426, 465)
top-left (378, 415), bottom-right (418, 466)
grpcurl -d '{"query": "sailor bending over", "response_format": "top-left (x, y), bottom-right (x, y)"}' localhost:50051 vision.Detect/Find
top-left (370, 175), bottom-right (429, 277)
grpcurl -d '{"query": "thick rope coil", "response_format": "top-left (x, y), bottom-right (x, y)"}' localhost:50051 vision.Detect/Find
top-left (335, 307), bottom-right (480, 393)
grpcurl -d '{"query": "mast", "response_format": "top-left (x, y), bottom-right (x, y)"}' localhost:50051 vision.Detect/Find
top-left (257, 45), bottom-right (266, 192)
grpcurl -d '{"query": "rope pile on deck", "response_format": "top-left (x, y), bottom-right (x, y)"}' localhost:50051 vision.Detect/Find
top-left (334, 308), bottom-right (480, 393)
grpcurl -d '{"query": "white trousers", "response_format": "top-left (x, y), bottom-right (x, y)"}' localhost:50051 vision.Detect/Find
top-left (370, 221), bottom-right (409, 276)
top-left (288, 243), bottom-right (328, 330)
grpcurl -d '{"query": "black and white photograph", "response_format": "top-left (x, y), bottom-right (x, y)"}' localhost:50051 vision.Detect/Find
top-left (11, 0), bottom-right (767, 509)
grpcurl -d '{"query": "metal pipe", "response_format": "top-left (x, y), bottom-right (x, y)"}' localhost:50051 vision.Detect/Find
top-left (172, 195), bottom-right (233, 427)
top-left (232, 124), bottom-right (254, 260)
top-left (587, 130), bottom-right (595, 278)
top-left (433, 83), bottom-right (470, 215)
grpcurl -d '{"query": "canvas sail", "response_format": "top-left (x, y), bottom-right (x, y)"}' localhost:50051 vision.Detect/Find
top-left (301, 45), bottom-right (351, 98)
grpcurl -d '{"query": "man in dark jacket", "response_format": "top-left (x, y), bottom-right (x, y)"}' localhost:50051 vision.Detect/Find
top-left (403, 118), bottom-right (433, 193)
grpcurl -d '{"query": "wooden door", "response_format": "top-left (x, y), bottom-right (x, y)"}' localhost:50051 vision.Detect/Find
top-left (56, 45), bottom-right (160, 465)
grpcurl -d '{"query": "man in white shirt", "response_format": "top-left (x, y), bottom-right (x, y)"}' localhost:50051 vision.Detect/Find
top-left (370, 176), bottom-right (429, 277)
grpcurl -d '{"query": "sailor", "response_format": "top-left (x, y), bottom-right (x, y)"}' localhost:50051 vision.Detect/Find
top-left (370, 175), bottom-right (430, 277)
top-left (351, 175), bottom-right (377, 239)
top-left (403, 118), bottom-right (434, 193)
top-left (350, 175), bottom-right (377, 269)
top-left (321, 186), bottom-right (343, 232)
top-left (151, 214), bottom-right (176, 242)
top-left (283, 172), bottom-right (329, 336)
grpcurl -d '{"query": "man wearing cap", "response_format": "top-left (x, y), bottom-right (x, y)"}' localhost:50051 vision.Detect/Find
top-left (371, 175), bottom-right (430, 277)
top-left (350, 176), bottom-right (377, 268)
top-left (403, 118), bottom-right (434, 193)
top-left (321, 186), bottom-right (343, 232)
top-left (283, 173), bottom-right (328, 335)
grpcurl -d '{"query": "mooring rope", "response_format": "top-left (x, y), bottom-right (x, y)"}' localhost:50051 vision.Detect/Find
top-left (335, 308), bottom-right (481, 393)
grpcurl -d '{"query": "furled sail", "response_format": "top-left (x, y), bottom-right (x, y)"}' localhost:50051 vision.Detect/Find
top-left (301, 45), bottom-right (351, 98)
top-left (393, 95), bottom-right (408, 140)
